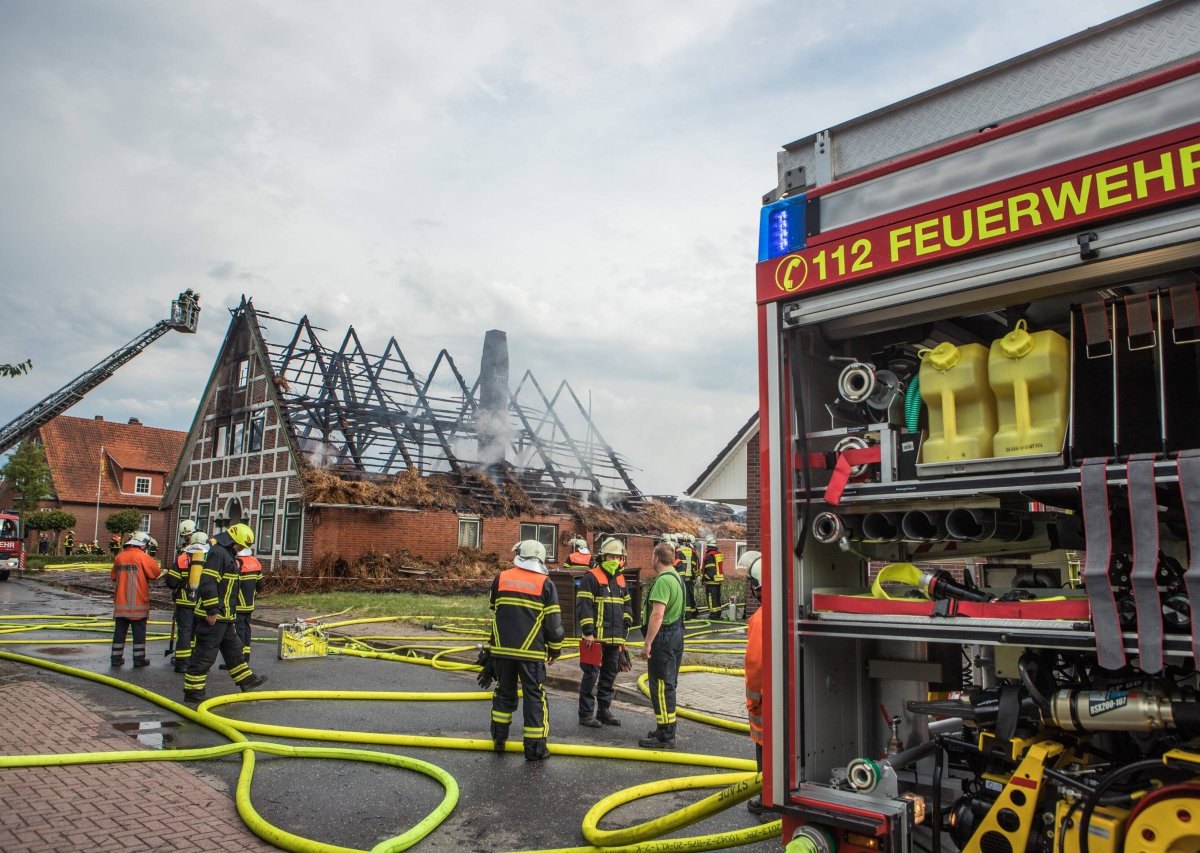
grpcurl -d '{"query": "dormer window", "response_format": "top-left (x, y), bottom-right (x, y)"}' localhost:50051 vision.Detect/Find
top-left (135, 476), bottom-right (151, 495)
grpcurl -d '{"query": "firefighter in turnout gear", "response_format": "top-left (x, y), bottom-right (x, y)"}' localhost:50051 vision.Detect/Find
top-left (563, 536), bottom-right (591, 569)
top-left (674, 533), bottom-right (699, 617)
top-left (576, 537), bottom-right (633, 728)
top-left (164, 529), bottom-right (209, 672)
top-left (701, 538), bottom-right (725, 617)
top-left (739, 550), bottom-right (767, 816)
top-left (183, 523), bottom-right (267, 703)
top-left (234, 546), bottom-right (262, 661)
top-left (110, 532), bottom-right (162, 667)
top-left (487, 540), bottom-right (565, 761)
top-left (64, 529), bottom-right (75, 556)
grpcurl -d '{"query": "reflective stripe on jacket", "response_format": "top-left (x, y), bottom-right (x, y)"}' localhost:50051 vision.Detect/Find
top-left (163, 552), bottom-right (192, 606)
top-left (111, 547), bottom-right (162, 620)
top-left (575, 566), bottom-right (633, 644)
top-left (236, 554), bottom-right (263, 613)
top-left (488, 566), bottom-right (565, 661)
top-left (745, 608), bottom-right (763, 745)
top-left (676, 546), bottom-right (695, 579)
top-left (703, 550), bottom-right (724, 584)
top-left (193, 534), bottom-right (240, 621)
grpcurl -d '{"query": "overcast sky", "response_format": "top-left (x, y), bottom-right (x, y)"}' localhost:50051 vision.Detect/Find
top-left (0, 0), bottom-right (1151, 495)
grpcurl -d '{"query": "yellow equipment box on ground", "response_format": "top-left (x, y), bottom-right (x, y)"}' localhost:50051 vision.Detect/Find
top-left (277, 620), bottom-right (329, 659)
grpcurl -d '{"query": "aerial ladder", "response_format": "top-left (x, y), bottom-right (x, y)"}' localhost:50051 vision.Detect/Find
top-left (0, 291), bottom-right (201, 455)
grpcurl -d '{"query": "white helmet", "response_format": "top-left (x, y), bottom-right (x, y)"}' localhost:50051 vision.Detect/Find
top-left (513, 539), bottom-right (547, 571)
top-left (125, 531), bottom-right (151, 548)
top-left (598, 538), bottom-right (626, 557)
top-left (568, 537), bottom-right (589, 553)
top-left (738, 550), bottom-right (762, 591)
top-left (189, 531), bottom-right (210, 546)
top-left (178, 519), bottom-right (197, 538)
top-left (706, 537), bottom-right (718, 548)
top-left (658, 533), bottom-right (675, 545)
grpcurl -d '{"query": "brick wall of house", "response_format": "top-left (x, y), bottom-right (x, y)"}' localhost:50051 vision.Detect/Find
top-left (746, 431), bottom-right (761, 551)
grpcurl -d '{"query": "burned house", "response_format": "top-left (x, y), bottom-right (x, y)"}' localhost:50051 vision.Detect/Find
top-left (162, 299), bottom-right (720, 579)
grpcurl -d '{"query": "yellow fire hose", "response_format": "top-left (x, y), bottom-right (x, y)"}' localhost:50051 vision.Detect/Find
top-left (0, 612), bottom-right (775, 852)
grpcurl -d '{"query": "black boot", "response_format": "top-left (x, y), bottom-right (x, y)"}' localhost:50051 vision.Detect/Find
top-left (491, 722), bottom-right (509, 752)
top-left (579, 717), bottom-right (602, 728)
top-left (638, 728), bottom-right (675, 749)
top-left (133, 658), bottom-right (150, 668)
top-left (110, 658), bottom-right (124, 667)
top-left (240, 673), bottom-right (268, 692)
top-left (597, 709), bottom-right (621, 726)
top-left (524, 738), bottom-right (550, 761)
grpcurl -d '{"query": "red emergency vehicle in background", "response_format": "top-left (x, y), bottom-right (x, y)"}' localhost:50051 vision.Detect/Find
top-left (0, 510), bottom-right (25, 581)
top-left (755, 3), bottom-right (1200, 851)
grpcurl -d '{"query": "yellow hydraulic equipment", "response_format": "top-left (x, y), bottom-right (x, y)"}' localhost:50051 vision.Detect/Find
top-left (277, 619), bottom-right (330, 659)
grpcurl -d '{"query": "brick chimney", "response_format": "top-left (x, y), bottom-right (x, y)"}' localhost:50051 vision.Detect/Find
top-left (93, 415), bottom-right (104, 421)
top-left (128, 418), bottom-right (141, 425)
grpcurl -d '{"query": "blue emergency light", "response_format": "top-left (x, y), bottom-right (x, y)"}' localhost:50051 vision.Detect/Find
top-left (758, 195), bottom-right (806, 262)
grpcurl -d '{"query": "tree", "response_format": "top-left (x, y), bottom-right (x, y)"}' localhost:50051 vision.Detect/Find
top-left (0, 441), bottom-right (54, 516)
top-left (105, 509), bottom-right (143, 539)
top-left (25, 509), bottom-right (77, 554)
top-left (0, 359), bottom-right (32, 378)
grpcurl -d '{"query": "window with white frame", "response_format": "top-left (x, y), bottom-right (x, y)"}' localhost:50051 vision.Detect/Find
top-left (134, 476), bottom-right (151, 495)
top-left (236, 359), bottom-right (250, 389)
top-left (458, 517), bottom-right (480, 549)
top-left (214, 425), bottom-right (227, 458)
top-left (519, 522), bottom-right (557, 563)
top-left (138, 514), bottom-right (151, 533)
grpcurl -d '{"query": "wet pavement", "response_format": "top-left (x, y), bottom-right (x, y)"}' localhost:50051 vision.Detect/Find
top-left (0, 577), bottom-right (777, 852)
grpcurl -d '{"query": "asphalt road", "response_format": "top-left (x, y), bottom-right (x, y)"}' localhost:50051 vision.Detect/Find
top-left (0, 577), bottom-right (778, 852)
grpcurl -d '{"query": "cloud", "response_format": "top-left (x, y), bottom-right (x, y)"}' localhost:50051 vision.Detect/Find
top-left (0, 0), bottom-right (1152, 492)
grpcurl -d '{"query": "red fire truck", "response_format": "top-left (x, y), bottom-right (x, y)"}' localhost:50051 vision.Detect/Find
top-left (0, 510), bottom-right (25, 581)
top-left (755, 4), bottom-right (1200, 851)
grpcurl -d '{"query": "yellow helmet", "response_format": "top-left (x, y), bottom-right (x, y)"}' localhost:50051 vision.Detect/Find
top-left (227, 523), bottom-right (255, 550)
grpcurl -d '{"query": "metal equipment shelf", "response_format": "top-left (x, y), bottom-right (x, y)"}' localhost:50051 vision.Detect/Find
top-left (800, 457), bottom-right (1183, 504)
top-left (798, 612), bottom-right (1193, 659)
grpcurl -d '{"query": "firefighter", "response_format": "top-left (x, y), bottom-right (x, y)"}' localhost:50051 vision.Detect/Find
top-left (739, 550), bottom-right (767, 816)
top-left (675, 533), bottom-right (699, 618)
top-left (64, 530), bottom-right (74, 556)
top-left (165, 528), bottom-right (208, 672)
top-left (183, 523), bottom-right (267, 702)
top-left (701, 538), bottom-right (725, 618)
top-left (563, 536), bottom-right (591, 570)
top-left (487, 540), bottom-right (564, 761)
top-left (110, 532), bottom-right (162, 668)
top-left (234, 546), bottom-right (262, 661)
top-left (109, 533), bottom-right (122, 555)
top-left (638, 542), bottom-right (686, 749)
top-left (576, 538), bottom-right (633, 728)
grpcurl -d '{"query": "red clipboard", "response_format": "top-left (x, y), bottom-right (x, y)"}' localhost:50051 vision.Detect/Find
top-left (578, 638), bottom-right (602, 666)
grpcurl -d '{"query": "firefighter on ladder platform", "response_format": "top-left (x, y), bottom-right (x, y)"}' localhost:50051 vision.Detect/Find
top-left (183, 523), bottom-right (267, 702)
top-left (701, 538), bottom-right (725, 618)
top-left (576, 537), bottom-right (633, 729)
top-left (487, 539), bottom-right (564, 761)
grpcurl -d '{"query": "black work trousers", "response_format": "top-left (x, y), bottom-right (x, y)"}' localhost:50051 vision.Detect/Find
top-left (647, 623), bottom-right (683, 739)
top-left (684, 578), bottom-right (698, 616)
top-left (235, 612), bottom-right (253, 659)
top-left (173, 604), bottom-right (195, 664)
top-left (491, 658), bottom-right (548, 744)
top-left (111, 617), bottom-right (147, 664)
top-left (184, 620), bottom-right (254, 694)
top-left (705, 583), bottom-right (723, 617)
top-left (578, 644), bottom-right (621, 720)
